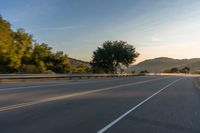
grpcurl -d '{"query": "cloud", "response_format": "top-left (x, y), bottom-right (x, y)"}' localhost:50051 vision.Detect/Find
top-left (31, 26), bottom-right (78, 32)
top-left (151, 37), bottom-right (160, 42)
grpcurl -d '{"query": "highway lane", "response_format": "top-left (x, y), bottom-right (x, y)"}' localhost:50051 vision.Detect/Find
top-left (0, 76), bottom-right (199, 133)
top-left (0, 76), bottom-right (159, 90)
top-left (104, 77), bottom-right (200, 133)
top-left (0, 76), bottom-right (164, 107)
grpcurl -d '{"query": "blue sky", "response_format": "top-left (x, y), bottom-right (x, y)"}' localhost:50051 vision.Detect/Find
top-left (1, 0), bottom-right (200, 63)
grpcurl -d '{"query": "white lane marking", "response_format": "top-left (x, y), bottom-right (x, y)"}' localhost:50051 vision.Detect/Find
top-left (0, 83), bottom-right (65, 91)
top-left (0, 79), bottom-right (119, 91)
top-left (0, 77), bottom-right (168, 112)
top-left (0, 76), bottom-right (162, 91)
top-left (97, 78), bottom-right (183, 133)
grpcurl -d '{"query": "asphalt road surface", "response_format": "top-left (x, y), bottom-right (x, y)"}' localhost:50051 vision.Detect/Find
top-left (0, 76), bottom-right (200, 133)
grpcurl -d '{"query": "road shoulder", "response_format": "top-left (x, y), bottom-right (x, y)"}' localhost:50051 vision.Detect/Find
top-left (194, 77), bottom-right (200, 93)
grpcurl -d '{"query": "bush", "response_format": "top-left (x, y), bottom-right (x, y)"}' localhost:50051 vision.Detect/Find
top-left (21, 64), bottom-right (40, 74)
top-left (140, 70), bottom-right (149, 74)
top-left (72, 64), bottom-right (90, 73)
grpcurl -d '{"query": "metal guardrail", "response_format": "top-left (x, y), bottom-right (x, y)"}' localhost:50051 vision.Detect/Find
top-left (0, 74), bottom-right (142, 80)
top-left (147, 73), bottom-right (200, 77)
top-left (0, 73), bottom-right (199, 80)
top-left (0, 73), bottom-right (200, 81)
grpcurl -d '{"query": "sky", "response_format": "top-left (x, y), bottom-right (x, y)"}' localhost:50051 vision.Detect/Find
top-left (0, 0), bottom-right (200, 64)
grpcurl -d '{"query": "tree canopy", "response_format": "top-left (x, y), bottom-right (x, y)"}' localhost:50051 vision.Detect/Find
top-left (90, 41), bottom-right (139, 73)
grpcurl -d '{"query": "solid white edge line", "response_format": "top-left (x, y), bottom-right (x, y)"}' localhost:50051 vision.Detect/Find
top-left (97, 78), bottom-right (183, 133)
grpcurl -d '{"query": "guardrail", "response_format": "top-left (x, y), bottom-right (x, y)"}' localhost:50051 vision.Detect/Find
top-left (0, 73), bottom-right (199, 80)
top-left (0, 74), bottom-right (143, 80)
top-left (147, 73), bottom-right (200, 77)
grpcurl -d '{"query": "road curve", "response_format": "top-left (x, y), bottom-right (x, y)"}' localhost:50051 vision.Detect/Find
top-left (0, 76), bottom-right (199, 133)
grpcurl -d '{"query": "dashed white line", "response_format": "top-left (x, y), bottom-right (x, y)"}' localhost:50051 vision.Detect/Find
top-left (0, 83), bottom-right (65, 91)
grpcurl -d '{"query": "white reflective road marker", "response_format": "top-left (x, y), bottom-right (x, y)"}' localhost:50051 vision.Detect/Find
top-left (97, 78), bottom-right (183, 133)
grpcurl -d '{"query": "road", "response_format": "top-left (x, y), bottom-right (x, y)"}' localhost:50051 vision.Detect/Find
top-left (0, 76), bottom-right (200, 133)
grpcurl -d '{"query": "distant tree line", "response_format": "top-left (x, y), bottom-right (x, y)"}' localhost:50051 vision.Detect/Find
top-left (0, 15), bottom-right (89, 73)
top-left (164, 67), bottom-right (190, 73)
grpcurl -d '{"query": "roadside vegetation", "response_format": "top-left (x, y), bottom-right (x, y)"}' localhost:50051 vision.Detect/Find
top-left (0, 15), bottom-right (89, 74)
top-left (139, 70), bottom-right (149, 74)
top-left (193, 71), bottom-right (200, 74)
top-left (0, 15), bottom-right (139, 74)
top-left (164, 67), bottom-right (190, 74)
top-left (1, 16), bottom-right (197, 75)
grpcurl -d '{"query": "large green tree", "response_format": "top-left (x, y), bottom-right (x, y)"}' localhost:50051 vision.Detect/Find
top-left (90, 41), bottom-right (139, 73)
top-left (12, 29), bottom-right (33, 70)
top-left (46, 51), bottom-right (71, 73)
top-left (0, 15), bottom-right (72, 74)
top-left (0, 16), bottom-right (34, 72)
top-left (0, 15), bottom-right (14, 72)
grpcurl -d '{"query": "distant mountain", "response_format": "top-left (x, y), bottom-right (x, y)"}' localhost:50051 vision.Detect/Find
top-left (69, 58), bottom-right (89, 67)
top-left (126, 57), bottom-right (200, 73)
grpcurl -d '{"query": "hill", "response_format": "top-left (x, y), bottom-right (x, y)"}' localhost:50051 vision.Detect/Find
top-left (69, 58), bottom-right (90, 67)
top-left (126, 57), bottom-right (200, 73)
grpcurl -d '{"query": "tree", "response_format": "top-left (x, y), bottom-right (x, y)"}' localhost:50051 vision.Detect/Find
top-left (0, 15), bottom-right (72, 74)
top-left (0, 16), bottom-right (33, 72)
top-left (12, 29), bottom-right (33, 70)
top-left (27, 43), bottom-right (52, 73)
top-left (180, 67), bottom-right (190, 73)
top-left (131, 70), bottom-right (136, 74)
top-left (169, 67), bottom-right (179, 73)
top-left (90, 41), bottom-right (139, 73)
top-left (0, 16), bottom-right (13, 56)
top-left (140, 70), bottom-right (149, 74)
top-left (72, 64), bottom-right (90, 73)
top-left (46, 51), bottom-right (71, 73)
top-left (0, 15), bottom-right (15, 72)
